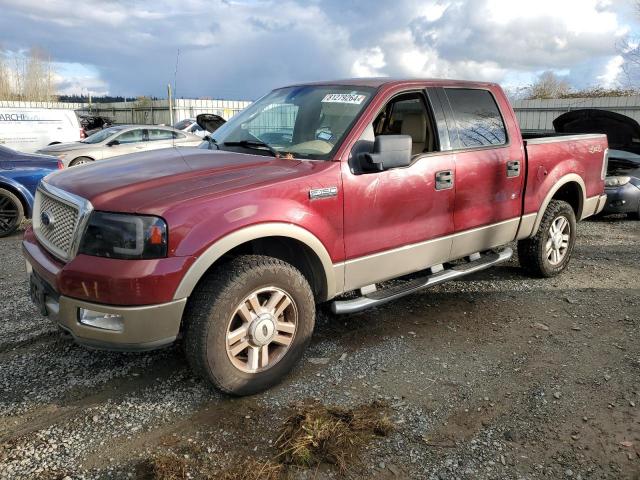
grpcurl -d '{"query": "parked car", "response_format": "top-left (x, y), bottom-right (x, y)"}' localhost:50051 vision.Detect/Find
top-left (23, 79), bottom-right (607, 395)
top-left (603, 149), bottom-right (640, 218)
top-left (0, 145), bottom-right (61, 237)
top-left (35, 125), bottom-right (202, 167)
top-left (79, 114), bottom-right (113, 138)
top-left (0, 108), bottom-right (83, 153)
top-left (553, 109), bottom-right (640, 219)
top-left (174, 114), bottom-right (226, 138)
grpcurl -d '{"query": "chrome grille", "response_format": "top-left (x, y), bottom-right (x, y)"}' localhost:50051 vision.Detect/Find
top-left (33, 184), bottom-right (92, 262)
top-left (38, 192), bottom-right (78, 254)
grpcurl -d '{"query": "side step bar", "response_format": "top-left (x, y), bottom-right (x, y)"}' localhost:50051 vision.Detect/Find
top-left (331, 248), bottom-right (513, 315)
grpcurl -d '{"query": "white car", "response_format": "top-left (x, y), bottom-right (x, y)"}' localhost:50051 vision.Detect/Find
top-left (0, 108), bottom-right (82, 153)
top-left (36, 125), bottom-right (202, 167)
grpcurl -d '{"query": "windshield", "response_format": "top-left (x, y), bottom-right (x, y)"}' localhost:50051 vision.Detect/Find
top-left (209, 85), bottom-right (375, 160)
top-left (81, 126), bottom-right (125, 144)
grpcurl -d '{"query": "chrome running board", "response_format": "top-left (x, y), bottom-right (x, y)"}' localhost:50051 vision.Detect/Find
top-left (331, 248), bottom-right (513, 315)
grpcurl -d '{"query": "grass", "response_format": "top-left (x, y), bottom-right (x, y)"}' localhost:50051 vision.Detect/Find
top-left (275, 400), bottom-right (394, 472)
top-left (137, 454), bottom-right (189, 480)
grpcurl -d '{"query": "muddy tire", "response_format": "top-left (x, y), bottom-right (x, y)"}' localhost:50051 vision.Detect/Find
top-left (0, 188), bottom-right (24, 238)
top-left (183, 255), bottom-right (315, 396)
top-left (518, 200), bottom-right (577, 278)
top-left (70, 156), bottom-right (94, 167)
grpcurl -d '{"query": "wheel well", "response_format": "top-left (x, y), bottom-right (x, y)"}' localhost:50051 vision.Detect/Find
top-left (0, 183), bottom-right (29, 217)
top-left (552, 182), bottom-right (583, 218)
top-left (217, 236), bottom-right (328, 301)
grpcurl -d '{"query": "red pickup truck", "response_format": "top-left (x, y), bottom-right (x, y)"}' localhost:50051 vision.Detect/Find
top-left (23, 79), bottom-right (608, 395)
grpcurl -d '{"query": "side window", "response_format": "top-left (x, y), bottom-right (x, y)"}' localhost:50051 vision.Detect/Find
top-left (172, 131), bottom-right (187, 139)
top-left (148, 129), bottom-right (174, 141)
top-left (116, 129), bottom-right (144, 144)
top-left (372, 93), bottom-right (437, 155)
top-left (445, 89), bottom-right (507, 148)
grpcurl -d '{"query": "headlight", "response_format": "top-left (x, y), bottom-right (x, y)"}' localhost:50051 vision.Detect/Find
top-left (79, 212), bottom-right (168, 259)
top-left (605, 176), bottom-right (631, 187)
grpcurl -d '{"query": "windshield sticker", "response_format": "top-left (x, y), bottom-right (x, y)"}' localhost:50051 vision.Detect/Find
top-left (321, 93), bottom-right (366, 105)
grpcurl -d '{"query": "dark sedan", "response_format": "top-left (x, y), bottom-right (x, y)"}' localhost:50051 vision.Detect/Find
top-left (603, 149), bottom-right (640, 218)
top-left (0, 145), bottom-right (61, 236)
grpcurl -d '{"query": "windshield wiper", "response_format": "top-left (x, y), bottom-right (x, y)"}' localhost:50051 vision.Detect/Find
top-left (223, 140), bottom-right (280, 158)
top-left (204, 135), bottom-right (219, 150)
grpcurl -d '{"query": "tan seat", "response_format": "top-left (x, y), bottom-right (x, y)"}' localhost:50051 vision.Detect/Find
top-left (401, 114), bottom-right (427, 155)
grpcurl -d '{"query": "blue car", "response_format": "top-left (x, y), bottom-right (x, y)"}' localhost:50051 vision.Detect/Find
top-left (0, 145), bottom-right (61, 237)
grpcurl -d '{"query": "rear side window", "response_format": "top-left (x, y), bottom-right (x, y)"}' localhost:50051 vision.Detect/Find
top-left (445, 89), bottom-right (507, 148)
top-left (148, 129), bottom-right (174, 141)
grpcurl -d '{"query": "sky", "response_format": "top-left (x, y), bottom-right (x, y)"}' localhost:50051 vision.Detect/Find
top-left (0, 0), bottom-right (638, 100)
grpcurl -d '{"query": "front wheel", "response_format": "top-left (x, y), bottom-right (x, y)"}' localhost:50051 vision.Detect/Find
top-left (0, 188), bottom-right (24, 238)
top-left (518, 200), bottom-right (577, 278)
top-left (70, 156), bottom-right (94, 167)
top-left (183, 255), bottom-right (315, 396)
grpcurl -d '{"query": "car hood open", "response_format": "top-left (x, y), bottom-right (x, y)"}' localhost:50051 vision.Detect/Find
top-left (553, 109), bottom-right (640, 154)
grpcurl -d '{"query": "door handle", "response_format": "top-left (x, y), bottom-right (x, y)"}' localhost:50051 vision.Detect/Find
top-left (435, 170), bottom-right (454, 190)
top-left (507, 160), bottom-right (521, 177)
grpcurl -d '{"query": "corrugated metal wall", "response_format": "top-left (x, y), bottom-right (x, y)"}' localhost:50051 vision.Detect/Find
top-left (512, 96), bottom-right (640, 132)
top-left (0, 99), bottom-right (252, 125)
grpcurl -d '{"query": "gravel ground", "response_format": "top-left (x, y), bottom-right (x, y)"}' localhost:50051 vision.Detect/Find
top-left (0, 217), bottom-right (638, 479)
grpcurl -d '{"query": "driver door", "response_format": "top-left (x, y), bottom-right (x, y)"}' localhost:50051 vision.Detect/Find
top-left (341, 90), bottom-right (456, 290)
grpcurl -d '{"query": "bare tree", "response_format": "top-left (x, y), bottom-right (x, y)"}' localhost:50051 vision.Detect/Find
top-left (526, 71), bottom-right (572, 99)
top-left (0, 51), bottom-right (12, 100)
top-left (0, 47), bottom-right (57, 101)
top-left (619, 1), bottom-right (640, 87)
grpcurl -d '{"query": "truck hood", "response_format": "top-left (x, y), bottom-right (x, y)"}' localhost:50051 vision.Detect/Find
top-left (44, 147), bottom-right (304, 214)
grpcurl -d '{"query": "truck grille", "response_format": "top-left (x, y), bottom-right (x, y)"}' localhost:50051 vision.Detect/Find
top-left (33, 185), bottom-right (91, 262)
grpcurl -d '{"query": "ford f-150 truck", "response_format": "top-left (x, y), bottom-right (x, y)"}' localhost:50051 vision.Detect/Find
top-left (23, 79), bottom-right (608, 395)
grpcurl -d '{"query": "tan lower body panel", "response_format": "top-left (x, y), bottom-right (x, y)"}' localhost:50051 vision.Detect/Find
top-left (342, 217), bottom-right (520, 292)
top-left (581, 194), bottom-right (607, 219)
top-left (52, 296), bottom-right (186, 350)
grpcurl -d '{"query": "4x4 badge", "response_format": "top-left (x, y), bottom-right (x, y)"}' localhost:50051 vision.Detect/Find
top-left (309, 186), bottom-right (338, 200)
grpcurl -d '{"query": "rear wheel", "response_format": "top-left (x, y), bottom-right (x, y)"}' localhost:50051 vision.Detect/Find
top-left (70, 156), bottom-right (94, 167)
top-left (183, 255), bottom-right (315, 396)
top-left (518, 200), bottom-right (577, 277)
top-left (0, 188), bottom-right (24, 238)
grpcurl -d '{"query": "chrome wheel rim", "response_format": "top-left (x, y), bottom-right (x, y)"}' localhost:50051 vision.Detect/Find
top-left (0, 194), bottom-right (19, 233)
top-left (546, 215), bottom-right (570, 266)
top-left (72, 159), bottom-right (91, 166)
top-left (225, 287), bottom-right (297, 373)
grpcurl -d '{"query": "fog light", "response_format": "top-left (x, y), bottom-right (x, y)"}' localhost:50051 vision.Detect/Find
top-left (78, 308), bottom-right (124, 331)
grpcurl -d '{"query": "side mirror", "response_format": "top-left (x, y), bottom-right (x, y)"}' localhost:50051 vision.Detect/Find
top-left (107, 139), bottom-right (119, 147)
top-left (357, 135), bottom-right (412, 171)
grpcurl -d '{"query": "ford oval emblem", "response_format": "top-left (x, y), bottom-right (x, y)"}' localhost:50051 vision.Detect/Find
top-left (41, 211), bottom-right (54, 227)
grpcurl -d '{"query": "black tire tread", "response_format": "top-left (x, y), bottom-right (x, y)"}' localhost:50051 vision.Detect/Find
top-left (517, 200), bottom-right (576, 278)
top-left (0, 188), bottom-right (25, 238)
top-left (183, 254), bottom-right (314, 395)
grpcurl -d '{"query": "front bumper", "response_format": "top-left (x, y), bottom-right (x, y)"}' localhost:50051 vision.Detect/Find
top-left (26, 261), bottom-right (187, 351)
top-left (603, 184), bottom-right (640, 215)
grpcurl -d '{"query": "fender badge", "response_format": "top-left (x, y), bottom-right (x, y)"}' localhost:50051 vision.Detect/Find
top-left (309, 186), bottom-right (338, 200)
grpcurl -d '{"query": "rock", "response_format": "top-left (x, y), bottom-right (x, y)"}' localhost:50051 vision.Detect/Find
top-left (308, 357), bottom-right (330, 365)
top-left (533, 322), bottom-right (550, 331)
top-left (339, 353), bottom-right (347, 361)
top-left (565, 469), bottom-right (574, 477)
top-left (564, 297), bottom-right (578, 304)
top-left (604, 374), bottom-right (611, 381)
top-left (553, 392), bottom-right (562, 399)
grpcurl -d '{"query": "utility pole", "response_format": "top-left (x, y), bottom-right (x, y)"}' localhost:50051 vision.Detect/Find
top-left (167, 83), bottom-right (174, 125)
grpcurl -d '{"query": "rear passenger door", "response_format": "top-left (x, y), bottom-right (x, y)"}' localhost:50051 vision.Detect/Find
top-left (146, 128), bottom-right (176, 150)
top-left (441, 88), bottom-right (524, 257)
